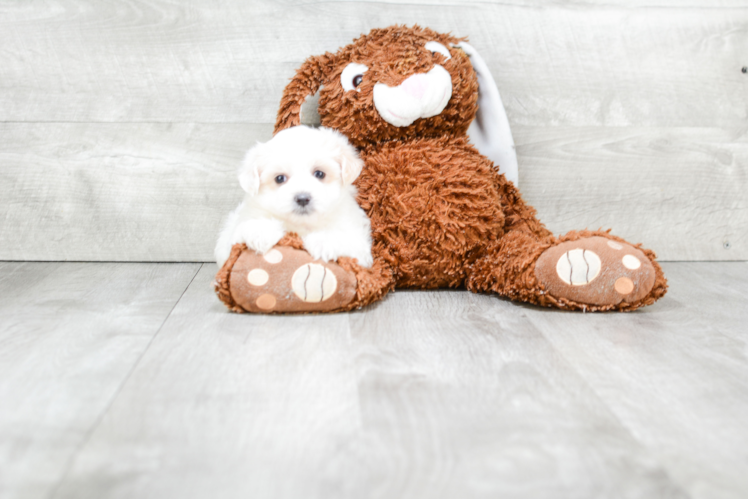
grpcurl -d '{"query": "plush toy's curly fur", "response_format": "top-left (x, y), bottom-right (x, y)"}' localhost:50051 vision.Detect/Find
top-left (220, 25), bottom-right (667, 312)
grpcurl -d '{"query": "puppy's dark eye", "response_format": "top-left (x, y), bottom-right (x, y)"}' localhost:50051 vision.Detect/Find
top-left (274, 174), bottom-right (287, 184)
top-left (313, 170), bottom-right (325, 180)
top-left (352, 75), bottom-right (363, 88)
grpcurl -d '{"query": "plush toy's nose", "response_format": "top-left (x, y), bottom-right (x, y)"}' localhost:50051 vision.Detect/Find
top-left (400, 74), bottom-right (429, 99)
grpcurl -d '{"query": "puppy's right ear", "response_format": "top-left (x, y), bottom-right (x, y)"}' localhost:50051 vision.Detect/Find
top-left (238, 144), bottom-right (264, 196)
top-left (274, 53), bottom-right (337, 134)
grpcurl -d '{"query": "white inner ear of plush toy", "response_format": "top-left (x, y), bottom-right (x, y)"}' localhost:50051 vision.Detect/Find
top-left (453, 42), bottom-right (519, 186)
top-left (300, 86), bottom-right (322, 127)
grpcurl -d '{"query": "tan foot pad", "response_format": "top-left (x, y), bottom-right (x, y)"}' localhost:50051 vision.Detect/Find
top-left (229, 247), bottom-right (357, 313)
top-left (535, 236), bottom-right (656, 306)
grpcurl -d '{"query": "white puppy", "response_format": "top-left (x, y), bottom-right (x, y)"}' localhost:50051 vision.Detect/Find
top-left (215, 126), bottom-right (374, 269)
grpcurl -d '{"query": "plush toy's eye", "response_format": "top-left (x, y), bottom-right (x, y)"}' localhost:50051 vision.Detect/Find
top-left (341, 62), bottom-right (369, 92)
top-left (425, 41), bottom-right (451, 61)
top-left (274, 174), bottom-right (287, 184)
top-left (313, 170), bottom-right (326, 180)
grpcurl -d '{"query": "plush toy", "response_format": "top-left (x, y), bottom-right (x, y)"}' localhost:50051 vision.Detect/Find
top-left (216, 25), bottom-right (667, 313)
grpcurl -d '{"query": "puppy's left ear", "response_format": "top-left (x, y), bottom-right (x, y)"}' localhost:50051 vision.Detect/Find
top-left (339, 145), bottom-right (364, 185)
top-left (325, 128), bottom-right (364, 185)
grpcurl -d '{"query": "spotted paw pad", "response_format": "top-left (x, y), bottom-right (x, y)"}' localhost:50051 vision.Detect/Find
top-left (228, 247), bottom-right (357, 313)
top-left (535, 236), bottom-right (656, 306)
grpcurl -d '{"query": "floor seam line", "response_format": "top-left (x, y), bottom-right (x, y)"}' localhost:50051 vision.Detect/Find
top-left (48, 263), bottom-right (203, 497)
top-left (523, 312), bottom-right (686, 493)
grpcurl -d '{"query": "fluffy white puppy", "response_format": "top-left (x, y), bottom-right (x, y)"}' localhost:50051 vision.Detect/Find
top-left (215, 126), bottom-right (374, 269)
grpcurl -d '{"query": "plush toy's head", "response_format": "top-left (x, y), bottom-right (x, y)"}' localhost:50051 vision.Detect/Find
top-left (274, 25), bottom-right (480, 148)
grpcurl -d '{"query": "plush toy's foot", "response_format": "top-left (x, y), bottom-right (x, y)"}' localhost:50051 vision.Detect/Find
top-left (216, 245), bottom-right (357, 313)
top-left (534, 235), bottom-right (660, 308)
top-left (215, 238), bottom-right (396, 314)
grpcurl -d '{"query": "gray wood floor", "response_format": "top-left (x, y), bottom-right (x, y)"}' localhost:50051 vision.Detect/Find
top-left (1, 261), bottom-right (747, 498)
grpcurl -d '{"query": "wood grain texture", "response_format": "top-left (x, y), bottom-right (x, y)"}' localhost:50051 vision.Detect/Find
top-left (0, 0), bottom-right (745, 262)
top-left (0, 0), bottom-right (746, 126)
top-left (0, 123), bottom-right (268, 261)
top-left (54, 265), bottom-right (365, 498)
top-left (46, 261), bottom-right (748, 497)
top-left (1, 123), bottom-right (744, 261)
top-left (519, 126), bottom-right (748, 261)
top-left (53, 264), bottom-right (682, 498)
top-left (523, 261), bottom-right (748, 497)
top-left (0, 261), bottom-right (201, 498)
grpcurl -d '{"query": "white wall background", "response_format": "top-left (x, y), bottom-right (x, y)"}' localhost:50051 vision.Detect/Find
top-left (1, 0), bottom-right (746, 261)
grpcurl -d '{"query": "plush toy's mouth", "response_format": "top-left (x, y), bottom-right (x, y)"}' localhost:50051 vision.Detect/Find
top-left (373, 65), bottom-right (453, 127)
top-left (387, 109), bottom-right (404, 119)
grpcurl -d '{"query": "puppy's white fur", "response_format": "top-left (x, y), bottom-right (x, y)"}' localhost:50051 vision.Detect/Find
top-left (215, 126), bottom-right (374, 269)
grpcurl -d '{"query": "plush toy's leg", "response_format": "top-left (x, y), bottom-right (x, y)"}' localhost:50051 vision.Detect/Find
top-left (465, 178), bottom-right (666, 311)
top-left (215, 234), bottom-right (395, 314)
top-left (466, 227), bottom-right (668, 311)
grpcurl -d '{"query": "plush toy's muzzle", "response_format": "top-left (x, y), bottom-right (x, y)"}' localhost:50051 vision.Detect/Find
top-left (373, 65), bottom-right (453, 127)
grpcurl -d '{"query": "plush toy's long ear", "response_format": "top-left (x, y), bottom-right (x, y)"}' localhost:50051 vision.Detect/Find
top-left (274, 53), bottom-right (337, 134)
top-left (454, 42), bottom-right (519, 186)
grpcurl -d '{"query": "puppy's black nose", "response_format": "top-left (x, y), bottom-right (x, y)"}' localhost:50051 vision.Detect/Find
top-left (294, 192), bottom-right (312, 207)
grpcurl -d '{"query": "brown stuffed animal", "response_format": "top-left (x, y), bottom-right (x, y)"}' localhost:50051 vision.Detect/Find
top-left (216, 25), bottom-right (667, 313)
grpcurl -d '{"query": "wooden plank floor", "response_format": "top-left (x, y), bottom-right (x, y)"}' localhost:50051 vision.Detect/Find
top-left (1, 261), bottom-right (747, 497)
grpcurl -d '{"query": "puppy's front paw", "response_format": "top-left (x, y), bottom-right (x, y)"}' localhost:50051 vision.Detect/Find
top-left (355, 251), bottom-right (374, 268)
top-left (232, 219), bottom-right (285, 255)
top-left (302, 234), bottom-right (339, 263)
top-left (303, 232), bottom-right (373, 268)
